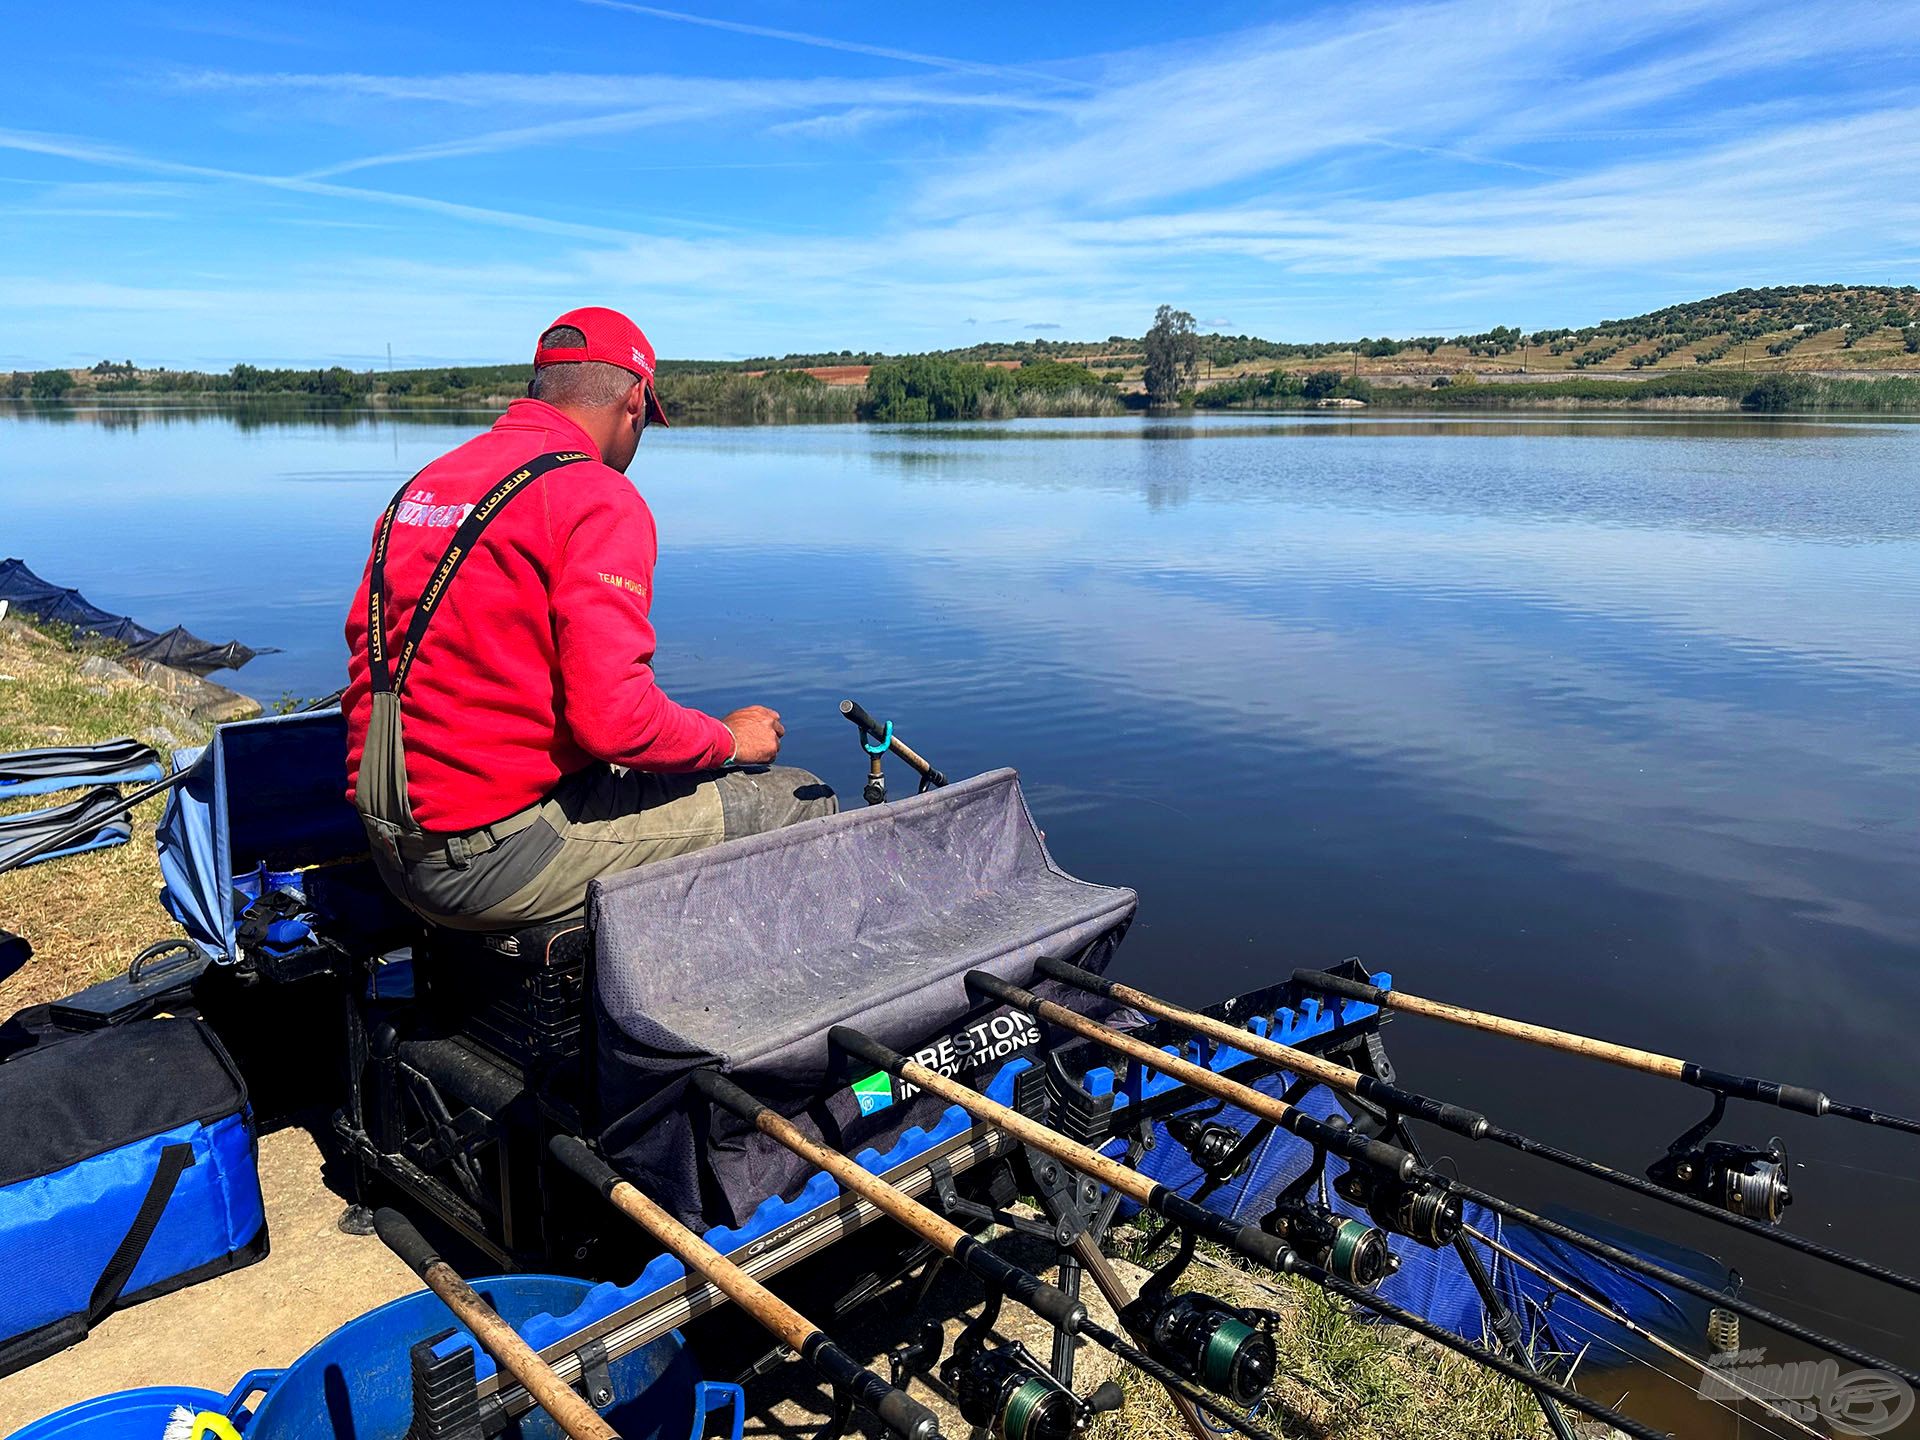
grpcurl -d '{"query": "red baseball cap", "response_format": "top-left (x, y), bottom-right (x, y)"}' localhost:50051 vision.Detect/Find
top-left (534, 305), bottom-right (669, 426)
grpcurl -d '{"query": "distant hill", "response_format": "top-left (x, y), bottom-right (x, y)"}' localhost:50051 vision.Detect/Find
top-left (9, 285), bottom-right (1917, 410)
top-left (738, 284), bottom-right (1920, 382)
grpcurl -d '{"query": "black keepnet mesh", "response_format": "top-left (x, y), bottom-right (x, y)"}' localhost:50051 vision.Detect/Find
top-left (591, 769), bottom-right (1136, 1228)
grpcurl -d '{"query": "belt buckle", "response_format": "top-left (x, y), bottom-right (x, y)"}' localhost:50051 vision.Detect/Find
top-left (446, 833), bottom-right (473, 870)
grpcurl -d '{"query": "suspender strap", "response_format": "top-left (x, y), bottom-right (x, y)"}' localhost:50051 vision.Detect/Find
top-left (367, 450), bottom-right (592, 697)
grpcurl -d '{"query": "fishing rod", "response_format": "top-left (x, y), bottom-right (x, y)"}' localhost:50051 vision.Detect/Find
top-left (1292, 969), bottom-right (1920, 1138)
top-left (1038, 958), bottom-right (1920, 1296)
top-left (975, 971), bottom-right (1920, 1389)
top-left (374, 1208), bottom-right (622, 1440)
top-left (549, 1136), bottom-right (943, 1440)
top-left (841, 698), bottom-right (946, 805)
top-left (691, 1069), bottom-right (1284, 1440)
top-left (0, 764), bottom-right (188, 878)
top-left (830, 1025), bottom-right (1673, 1440)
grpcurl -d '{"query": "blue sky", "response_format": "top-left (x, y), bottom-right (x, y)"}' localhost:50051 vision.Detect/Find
top-left (2, 0), bottom-right (1916, 369)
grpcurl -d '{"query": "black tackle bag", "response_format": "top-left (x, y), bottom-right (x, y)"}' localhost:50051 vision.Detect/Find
top-left (0, 1016), bottom-right (268, 1376)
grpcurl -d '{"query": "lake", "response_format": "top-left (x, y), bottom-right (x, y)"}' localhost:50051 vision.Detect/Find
top-left (6, 402), bottom-right (1920, 1429)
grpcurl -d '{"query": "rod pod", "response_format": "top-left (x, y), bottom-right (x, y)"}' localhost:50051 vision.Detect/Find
top-left (828, 1027), bottom-right (1673, 1440)
top-left (690, 1070), bottom-right (1289, 1440)
top-left (963, 970), bottom-right (1417, 1181)
top-left (374, 1207), bottom-right (622, 1440)
top-left (689, 1070), bottom-right (1085, 1332)
top-left (549, 1137), bottom-right (943, 1440)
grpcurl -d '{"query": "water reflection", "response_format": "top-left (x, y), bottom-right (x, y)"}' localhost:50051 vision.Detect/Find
top-left (5, 406), bottom-right (1919, 1421)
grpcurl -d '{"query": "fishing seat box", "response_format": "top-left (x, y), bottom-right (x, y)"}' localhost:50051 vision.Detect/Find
top-left (0, 1017), bottom-right (267, 1377)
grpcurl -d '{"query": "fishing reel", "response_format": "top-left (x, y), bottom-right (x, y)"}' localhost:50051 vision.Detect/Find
top-left (1261, 1140), bottom-right (1397, 1286)
top-left (942, 1339), bottom-right (1119, 1440)
top-left (1649, 1137), bottom-right (1791, 1223)
top-left (1167, 1112), bottom-right (1252, 1183)
top-left (1333, 1165), bottom-right (1463, 1247)
top-left (1649, 1090), bottom-right (1792, 1223)
top-left (1125, 1226), bottom-right (1279, 1407)
top-left (1265, 1198), bottom-right (1397, 1287)
top-left (1122, 1291), bottom-right (1278, 1407)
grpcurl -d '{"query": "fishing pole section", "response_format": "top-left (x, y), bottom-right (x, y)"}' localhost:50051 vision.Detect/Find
top-left (1292, 968), bottom-right (1920, 1139)
top-left (1037, 957), bottom-right (1920, 1296)
top-left (688, 1069), bottom-right (1306, 1440)
top-left (374, 1207), bottom-right (623, 1440)
top-left (970, 968), bottom-right (1920, 1390)
top-left (829, 1024), bottom-right (1673, 1440)
top-left (550, 1136), bottom-right (946, 1440)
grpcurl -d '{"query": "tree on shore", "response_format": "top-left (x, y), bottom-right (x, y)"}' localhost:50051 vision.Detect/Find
top-left (1143, 306), bottom-right (1199, 407)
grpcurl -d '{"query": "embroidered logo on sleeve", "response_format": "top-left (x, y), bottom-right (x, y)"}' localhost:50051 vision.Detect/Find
top-left (598, 571), bottom-right (649, 600)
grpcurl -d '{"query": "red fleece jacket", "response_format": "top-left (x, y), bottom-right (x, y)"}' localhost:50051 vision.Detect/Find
top-left (343, 398), bottom-right (733, 832)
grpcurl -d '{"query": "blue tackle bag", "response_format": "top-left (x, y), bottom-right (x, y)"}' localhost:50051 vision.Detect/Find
top-left (0, 1017), bottom-right (268, 1377)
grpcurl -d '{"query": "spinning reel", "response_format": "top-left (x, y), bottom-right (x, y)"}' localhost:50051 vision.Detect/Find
top-left (1262, 1138), bottom-right (1397, 1287)
top-left (1649, 1092), bottom-right (1791, 1222)
top-left (943, 1338), bottom-right (1119, 1440)
top-left (1123, 1228), bottom-right (1279, 1407)
top-left (1167, 1113), bottom-right (1249, 1181)
top-left (1334, 1163), bottom-right (1464, 1247)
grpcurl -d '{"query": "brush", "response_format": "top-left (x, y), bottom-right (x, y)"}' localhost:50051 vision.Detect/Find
top-left (161, 1407), bottom-right (244, 1440)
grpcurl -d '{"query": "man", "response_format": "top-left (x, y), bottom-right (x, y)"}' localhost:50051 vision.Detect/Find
top-left (343, 305), bottom-right (835, 930)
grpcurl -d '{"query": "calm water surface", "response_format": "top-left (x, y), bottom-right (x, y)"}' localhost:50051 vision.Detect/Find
top-left (6, 404), bottom-right (1920, 1427)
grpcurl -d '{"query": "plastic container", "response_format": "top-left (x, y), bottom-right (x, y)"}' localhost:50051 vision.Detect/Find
top-left (7, 1385), bottom-right (231, 1439)
top-left (241, 1274), bottom-right (738, 1440)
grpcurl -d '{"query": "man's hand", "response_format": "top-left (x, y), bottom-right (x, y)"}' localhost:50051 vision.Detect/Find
top-left (722, 706), bottom-right (785, 765)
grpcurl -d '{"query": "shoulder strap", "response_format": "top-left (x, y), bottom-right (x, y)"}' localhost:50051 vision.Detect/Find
top-left (367, 450), bottom-right (592, 697)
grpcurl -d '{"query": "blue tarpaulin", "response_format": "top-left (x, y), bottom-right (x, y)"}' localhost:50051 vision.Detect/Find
top-left (1134, 1072), bottom-right (1729, 1366)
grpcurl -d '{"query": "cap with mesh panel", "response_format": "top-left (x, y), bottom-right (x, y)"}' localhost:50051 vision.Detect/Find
top-left (534, 305), bottom-right (669, 426)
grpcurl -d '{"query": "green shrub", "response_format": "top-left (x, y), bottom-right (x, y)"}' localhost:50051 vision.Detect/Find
top-left (1741, 374), bottom-right (1815, 411)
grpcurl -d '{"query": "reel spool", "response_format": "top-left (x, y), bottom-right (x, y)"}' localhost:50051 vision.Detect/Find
top-left (1648, 1138), bottom-right (1791, 1224)
top-left (1125, 1292), bottom-right (1277, 1407)
top-left (942, 1341), bottom-right (1084, 1440)
top-left (1265, 1199), bottom-right (1397, 1287)
top-left (1335, 1167), bottom-right (1464, 1247)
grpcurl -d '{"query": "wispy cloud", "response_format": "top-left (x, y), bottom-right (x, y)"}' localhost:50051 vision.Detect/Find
top-left (578, 0), bottom-right (1094, 90)
top-left (911, 0), bottom-right (1919, 218)
top-left (6, 0), bottom-right (1919, 364)
top-left (0, 126), bottom-right (659, 243)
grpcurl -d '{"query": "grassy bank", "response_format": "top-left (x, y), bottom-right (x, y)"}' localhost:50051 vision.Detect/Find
top-left (0, 621), bottom-right (203, 1012)
top-left (1094, 1240), bottom-right (1550, 1440)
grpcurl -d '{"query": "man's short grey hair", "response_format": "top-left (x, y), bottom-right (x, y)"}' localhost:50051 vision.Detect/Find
top-left (529, 324), bottom-right (642, 408)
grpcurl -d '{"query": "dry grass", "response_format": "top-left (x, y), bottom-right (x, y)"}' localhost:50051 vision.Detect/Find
top-left (0, 621), bottom-right (204, 1011)
top-left (1091, 1236), bottom-right (1556, 1440)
